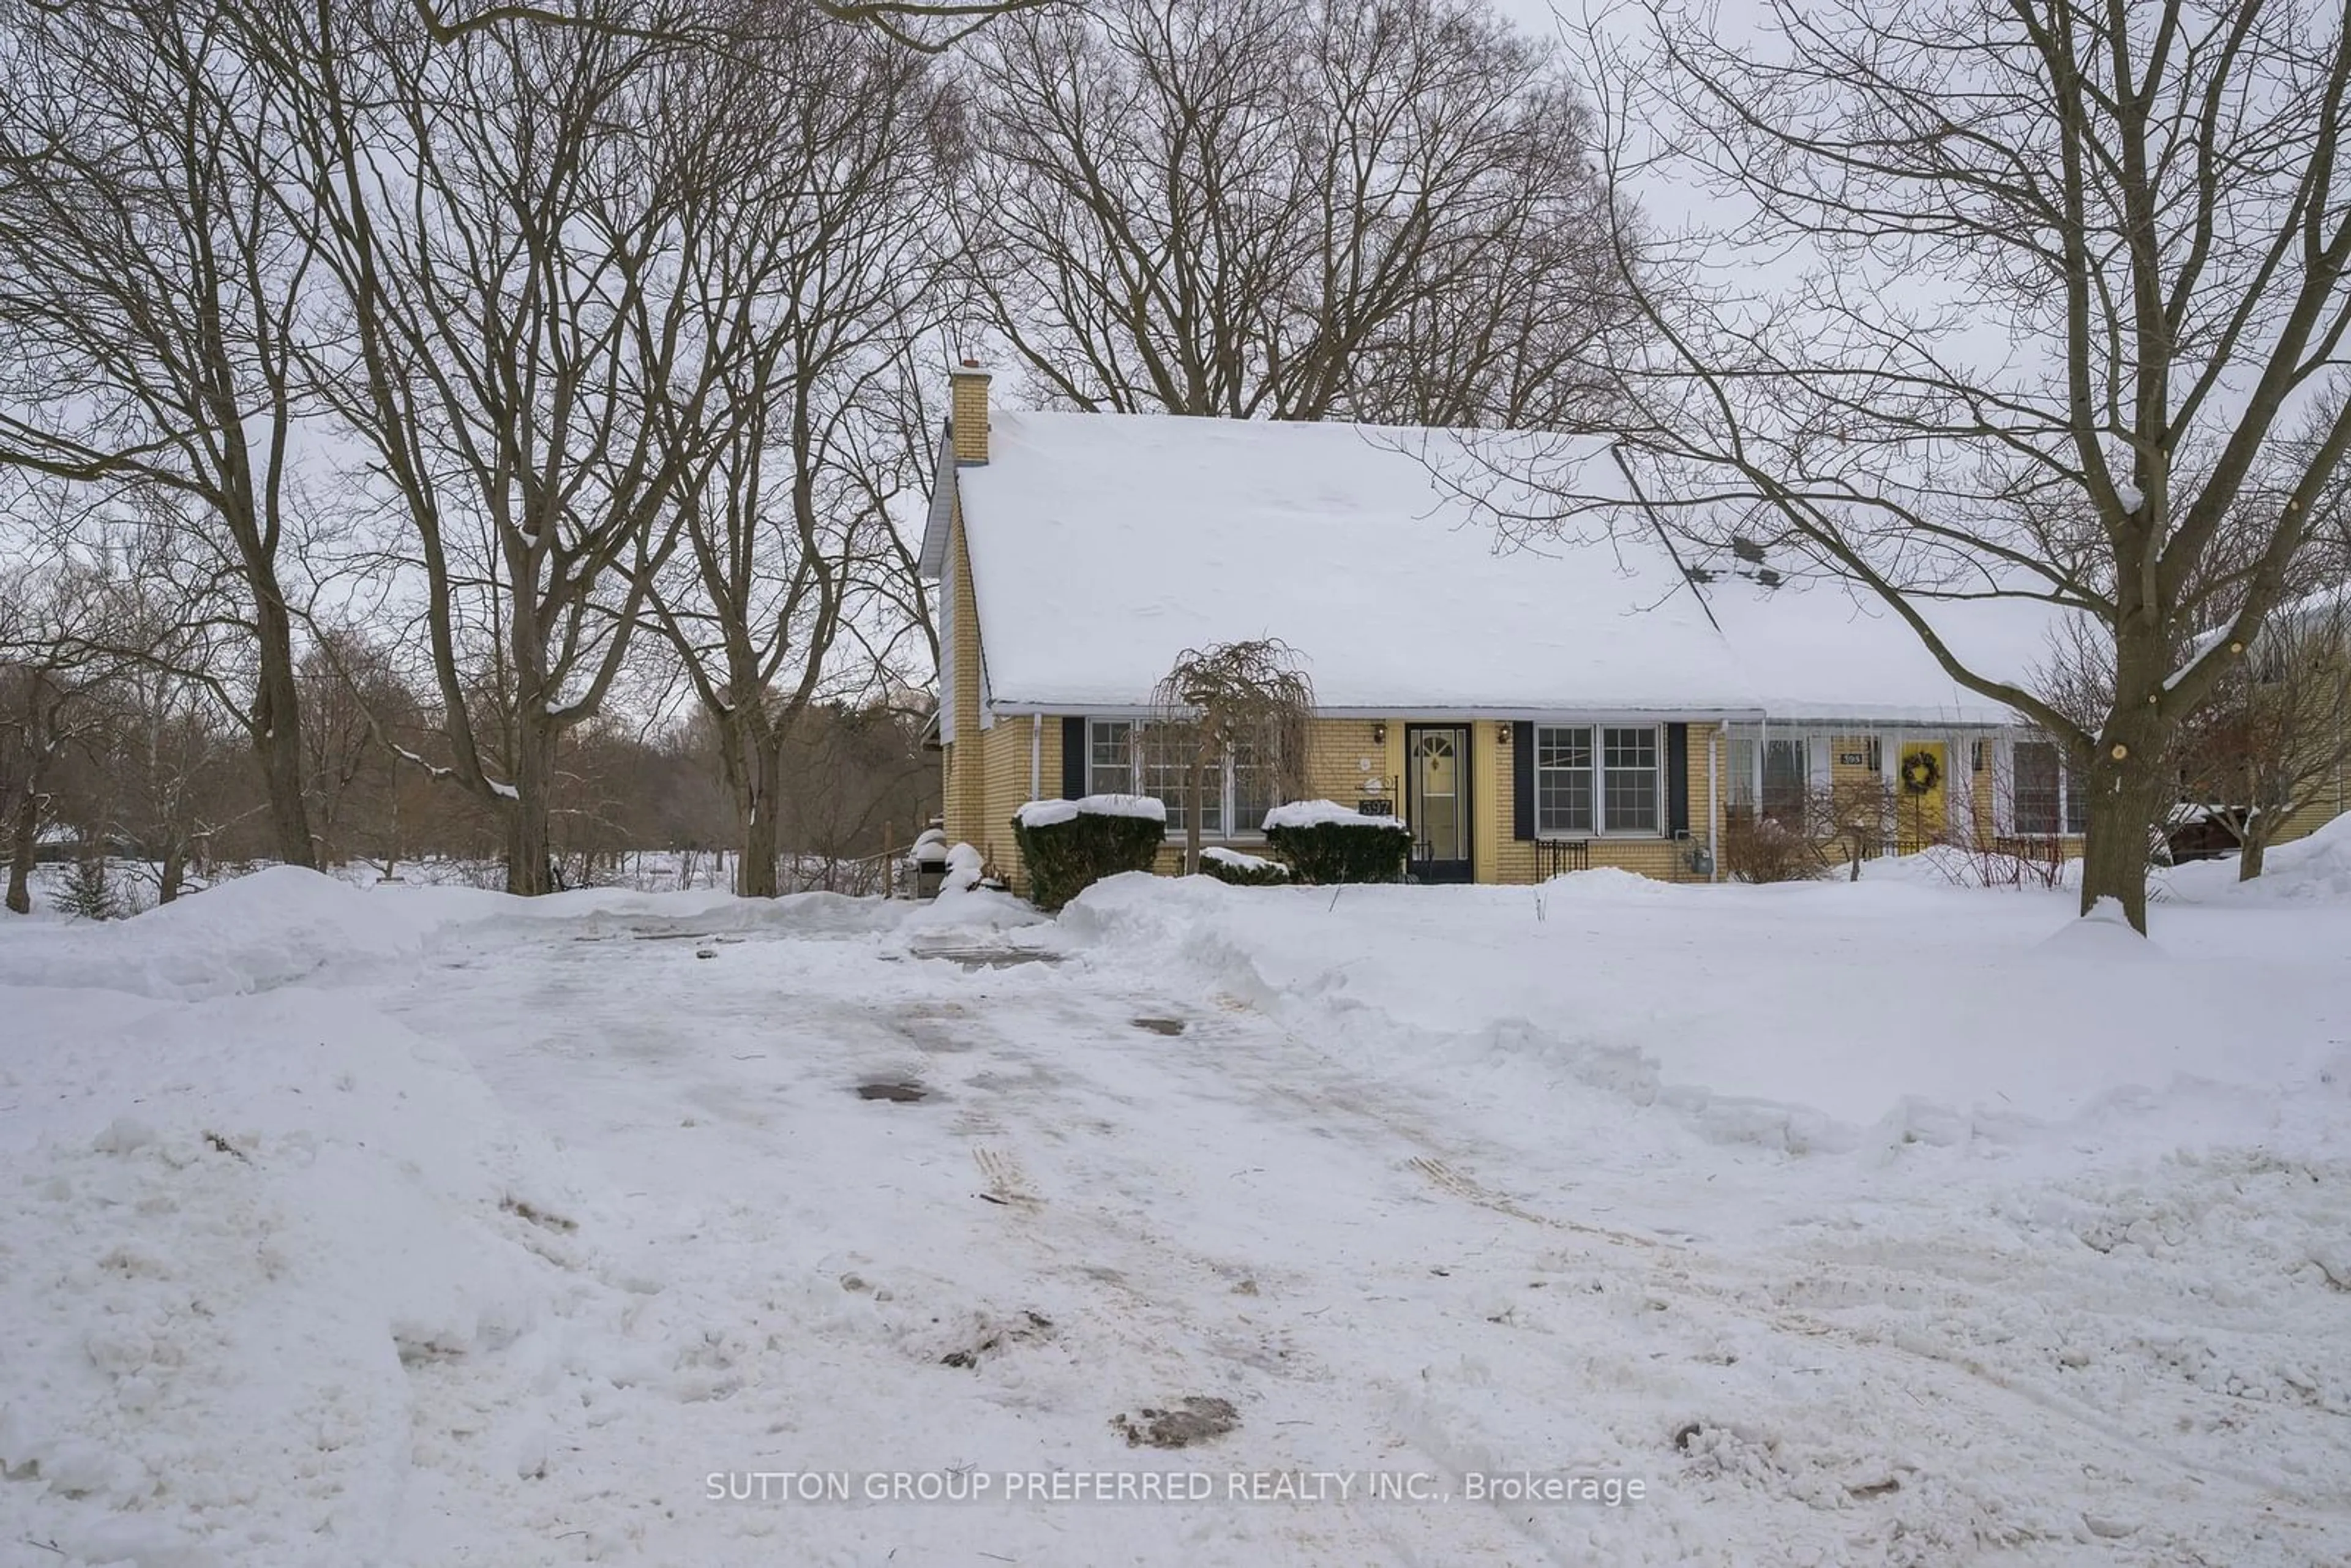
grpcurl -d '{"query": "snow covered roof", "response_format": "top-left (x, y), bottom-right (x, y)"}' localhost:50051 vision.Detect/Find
top-left (1699, 577), bottom-right (2074, 726)
top-left (931, 411), bottom-right (2071, 725)
top-left (2271, 580), bottom-right (2351, 630)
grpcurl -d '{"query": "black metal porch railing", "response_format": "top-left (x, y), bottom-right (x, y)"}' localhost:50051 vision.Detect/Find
top-left (1535, 839), bottom-right (1591, 878)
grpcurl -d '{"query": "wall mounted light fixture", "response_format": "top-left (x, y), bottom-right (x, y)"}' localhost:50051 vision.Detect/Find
top-left (1371, 722), bottom-right (1387, 745)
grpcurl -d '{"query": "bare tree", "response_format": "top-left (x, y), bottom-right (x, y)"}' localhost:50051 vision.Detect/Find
top-left (958, 0), bottom-right (1625, 425)
top-left (2175, 587), bottom-right (2351, 878)
top-left (0, 0), bottom-right (324, 866)
top-left (407, 0), bottom-right (1059, 54)
top-left (0, 563), bottom-right (138, 913)
top-left (269, 0), bottom-right (759, 893)
top-left (639, 10), bottom-right (959, 898)
top-left (99, 660), bottom-right (247, 902)
top-left (1439, 0), bottom-right (2351, 931)
top-left (1147, 638), bottom-right (1314, 873)
top-left (296, 626), bottom-right (440, 868)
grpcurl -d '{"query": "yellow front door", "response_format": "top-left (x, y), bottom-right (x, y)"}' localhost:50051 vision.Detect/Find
top-left (1895, 741), bottom-right (1948, 847)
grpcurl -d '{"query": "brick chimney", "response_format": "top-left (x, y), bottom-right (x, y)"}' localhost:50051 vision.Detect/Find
top-left (950, 359), bottom-right (991, 465)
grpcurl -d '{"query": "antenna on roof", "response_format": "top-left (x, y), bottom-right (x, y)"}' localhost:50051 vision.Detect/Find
top-left (1608, 445), bottom-right (1722, 635)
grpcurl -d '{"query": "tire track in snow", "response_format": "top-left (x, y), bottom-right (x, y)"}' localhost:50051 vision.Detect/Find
top-left (1040, 969), bottom-right (2351, 1566)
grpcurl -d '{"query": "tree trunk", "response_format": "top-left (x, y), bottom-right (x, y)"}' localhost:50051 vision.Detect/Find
top-left (504, 803), bottom-right (552, 895)
top-left (251, 598), bottom-right (317, 868)
top-left (4, 789), bottom-right (36, 915)
top-left (2238, 833), bottom-right (2268, 881)
top-left (2078, 799), bottom-right (2154, 929)
top-left (502, 721), bottom-right (557, 896)
top-left (738, 732), bottom-right (782, 899)
top-left (2075, 748), bottom-right (2162, 934)
top-left (2077, 634), bottom-right (2180, 934)
top-left (159, 844), bottom-right (186, 904)
top-left (1184, 753), bottom-right (1206, 874)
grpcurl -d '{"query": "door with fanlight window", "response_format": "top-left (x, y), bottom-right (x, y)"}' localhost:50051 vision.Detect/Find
top-left (1406, 726), bottom-right (1472, 882)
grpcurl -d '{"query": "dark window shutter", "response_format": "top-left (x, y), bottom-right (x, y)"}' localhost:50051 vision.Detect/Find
top-left (1666, 723), bottom-right (1690, 836)
top-left (1060, 716), bottom-right (1087, 799)
top-left (1512, 721), bottom-right (1535, 840)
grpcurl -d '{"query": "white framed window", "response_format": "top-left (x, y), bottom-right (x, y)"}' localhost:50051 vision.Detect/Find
top-left (1144, 735), bottom-right (1223, 836)
top-left (1534, 724), bottom-right (1662, 836)
top-left (2011, 739), bottom-right (2089, 835)
top-left (1087, 719), bottom-right (1134, 795)
top-left (1534, 726), bottom-right (1593, 833)
top-left (1231, 733), bottom-right (1278, 838)
top-left (1086, 719), bottom-right (1262, 838)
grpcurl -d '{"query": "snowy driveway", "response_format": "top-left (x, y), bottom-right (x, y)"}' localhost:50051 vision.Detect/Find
top-left (4, 865), bottom-right (2349, 1566)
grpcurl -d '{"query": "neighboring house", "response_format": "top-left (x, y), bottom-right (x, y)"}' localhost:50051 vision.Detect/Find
top-left (2165, 582), bottom-right (2351, 865)
top-left (920, 364), bottom-right (2091, 891)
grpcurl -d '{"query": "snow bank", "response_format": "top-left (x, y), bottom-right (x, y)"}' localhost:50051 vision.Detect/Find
top-left (0, 879), bottom-right (942, 1564)
top-left (1536, 865), bottom-right (1673, 898)
top-left (1201, 846), bottom-right (1283, 874)
top-left (0, 981), bottom-right (596, 1565)
top-left (2165, 812), bottom-right (2351, 904)
top-left (1012, 793), bottom-right (1168, 828)
top-left (0, 867), bottom-right (507, 1001)
top-left (0, 868), bottom-right (915, 1002)
top-left (1058, 870), bottom-right (2349, 1161)
top-left (1260, 799), bottom-right (1409, 833)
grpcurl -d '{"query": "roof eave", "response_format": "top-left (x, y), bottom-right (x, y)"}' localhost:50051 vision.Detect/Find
top-left (915, 420), bottom-right (957, 580)
top-left (983, 699), bottom-right (1769, 723)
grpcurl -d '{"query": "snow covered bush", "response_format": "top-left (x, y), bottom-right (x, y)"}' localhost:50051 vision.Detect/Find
top-left (1199, 846), bottom-right (1289, 887)
top-left (1011, 795), bottom-right (1167, 910)
top-left (1262, 800), bottom-right (1410, 885)
top-left (940, 841), bottom-right (985, 895)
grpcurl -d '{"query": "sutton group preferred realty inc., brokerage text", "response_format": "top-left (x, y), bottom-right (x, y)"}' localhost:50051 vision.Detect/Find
top-left (706, 1469), bottom-right (1649, 1507)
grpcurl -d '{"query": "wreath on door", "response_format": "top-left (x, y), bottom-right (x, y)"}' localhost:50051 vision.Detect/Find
top-left (1899, 748), bottom-right (1943, 796)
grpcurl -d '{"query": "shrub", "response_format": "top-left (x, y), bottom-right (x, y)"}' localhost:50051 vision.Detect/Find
top-left (1720, 809), bottom-right (1827, 884)
top-left (1200, 848), bottom-right (1289, 887)
top-left (1262, 801), bottom-right (1410, 884)
top-left (1011, 795), bottom-right (1166, 910)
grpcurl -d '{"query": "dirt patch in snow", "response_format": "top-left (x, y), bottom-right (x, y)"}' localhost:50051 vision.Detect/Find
top-left (1130, 1017), bottom-right (1185, 1035)
top-left (911, 945), bottom-right (1064, 970)
top-left (940, 1311), bottom-right (1054, 1369)
top-left (1111, 1395), bottom-right (1239, 1449)
top-left (855, 1079), bottom-right (929, 1103)
top-left (500, 1195), bottom-right (577, 1232)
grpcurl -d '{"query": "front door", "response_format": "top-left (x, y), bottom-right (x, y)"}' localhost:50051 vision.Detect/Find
top-left (1406, 726), bottom-right (1473, 883)
top-left (1895, 740), bottom-right (1949, 849)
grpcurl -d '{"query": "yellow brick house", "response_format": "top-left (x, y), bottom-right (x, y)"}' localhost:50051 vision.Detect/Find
top-left (919, 364), bottom-right (2088, 893)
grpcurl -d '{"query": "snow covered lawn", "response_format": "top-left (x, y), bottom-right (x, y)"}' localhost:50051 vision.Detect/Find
top-left (3, 851), bottom-right (2348, 1566)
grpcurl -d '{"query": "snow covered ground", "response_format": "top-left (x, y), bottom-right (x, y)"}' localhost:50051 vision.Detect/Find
top-left (3, 834), bottom-right (2349, 1566)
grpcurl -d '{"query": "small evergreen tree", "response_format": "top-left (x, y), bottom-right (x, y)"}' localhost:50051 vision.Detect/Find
top-left (56, 855), bottom-right (120, 921)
